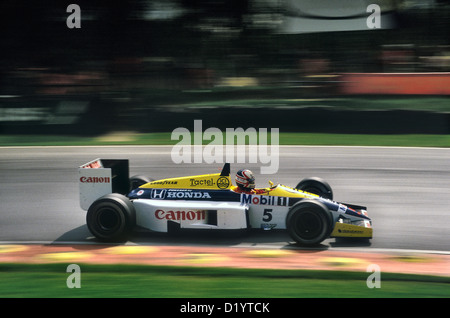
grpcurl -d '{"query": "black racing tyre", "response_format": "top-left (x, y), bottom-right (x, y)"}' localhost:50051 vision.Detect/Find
top-left (295, 177), bottom-right (333, 200)
top-left (286, 200), bottom-right (333, 246)
top-left (130, 175), bottom-right (154, 191)
top-left (86, 193), bottom-right (136, 241)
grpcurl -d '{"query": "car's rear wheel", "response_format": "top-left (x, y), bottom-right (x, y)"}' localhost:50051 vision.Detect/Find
top-left (286, 200), bottom-right (332, 246)
top-left (129, 175), bottom-right (153, 191)
top-left (86, 193), bottom-right (136, 241)
top-left (295, 177), bottom-right (333, 200)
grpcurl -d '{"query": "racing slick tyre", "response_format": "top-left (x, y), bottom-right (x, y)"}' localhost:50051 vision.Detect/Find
top-left (295, 177), bottom-right (333, 200)
top-left (130, 175), bottom-right (154, 191)
top-left (86, 193), bottom-right (136, 242)
top-left (286, 200), bottom-right (333, 246)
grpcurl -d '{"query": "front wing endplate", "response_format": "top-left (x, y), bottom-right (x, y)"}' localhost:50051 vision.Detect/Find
top-left (330, 222), bottom-right (373, 238)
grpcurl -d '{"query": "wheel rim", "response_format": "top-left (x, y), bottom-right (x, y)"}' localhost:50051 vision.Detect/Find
top-left (97, 207), bottom-right (121, 232)
top-left (294, 210), bottom-right (324, 240)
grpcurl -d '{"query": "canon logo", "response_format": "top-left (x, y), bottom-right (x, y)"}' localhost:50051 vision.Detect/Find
top-left (155, 209), bottom-right (206, 221)
top-left (79, 176), bottom-right (111, 183)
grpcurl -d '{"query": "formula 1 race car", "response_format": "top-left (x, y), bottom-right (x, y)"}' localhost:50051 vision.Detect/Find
top-left (79, 159), bottom-right (372, 246)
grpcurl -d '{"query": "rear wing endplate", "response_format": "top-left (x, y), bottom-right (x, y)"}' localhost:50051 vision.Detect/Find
top-left (78, 158), bottom-right (129, 210)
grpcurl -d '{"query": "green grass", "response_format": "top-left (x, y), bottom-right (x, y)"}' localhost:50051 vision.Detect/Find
top-left (179, 96), bottom-right (450, 112)
top-left (278, 133), bottom-right (450, 147)
top-left (0, 264), bottom-right (448, 298)
top-left (1, 132), bottom-right (449, 148)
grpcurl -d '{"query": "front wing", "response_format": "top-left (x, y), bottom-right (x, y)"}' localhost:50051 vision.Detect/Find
top-left (330, 221), bottom-right (373, 238)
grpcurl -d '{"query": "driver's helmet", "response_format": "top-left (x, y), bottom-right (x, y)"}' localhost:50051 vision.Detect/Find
top-left (235, 169), bottom-right (255, 190)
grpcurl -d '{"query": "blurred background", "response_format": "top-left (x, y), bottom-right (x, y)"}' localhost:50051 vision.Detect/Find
top-left (0, 0), bottom-right (449, 137)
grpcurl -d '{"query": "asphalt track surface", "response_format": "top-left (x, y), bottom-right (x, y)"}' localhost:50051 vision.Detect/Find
top-left (0, 145), bottom-right (449, 254)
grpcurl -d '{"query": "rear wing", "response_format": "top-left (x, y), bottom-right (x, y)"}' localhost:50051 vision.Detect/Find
top-left (78, 158), bottom-right (129, 210)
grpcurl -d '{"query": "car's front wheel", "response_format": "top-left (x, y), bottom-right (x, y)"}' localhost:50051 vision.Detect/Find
top-left (295, 177), bottom-right (333, 200)
top-left (86, 193), bottom-right (136, 241)
top-left (286, 200), bottom-right (332, 246)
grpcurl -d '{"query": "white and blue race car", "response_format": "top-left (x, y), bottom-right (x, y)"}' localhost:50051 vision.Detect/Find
top-left (79, 159), bottom-right (372, 246)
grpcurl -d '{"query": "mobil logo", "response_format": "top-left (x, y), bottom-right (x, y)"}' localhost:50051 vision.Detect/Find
top-left (241, 194), bottom-right (289, 206)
